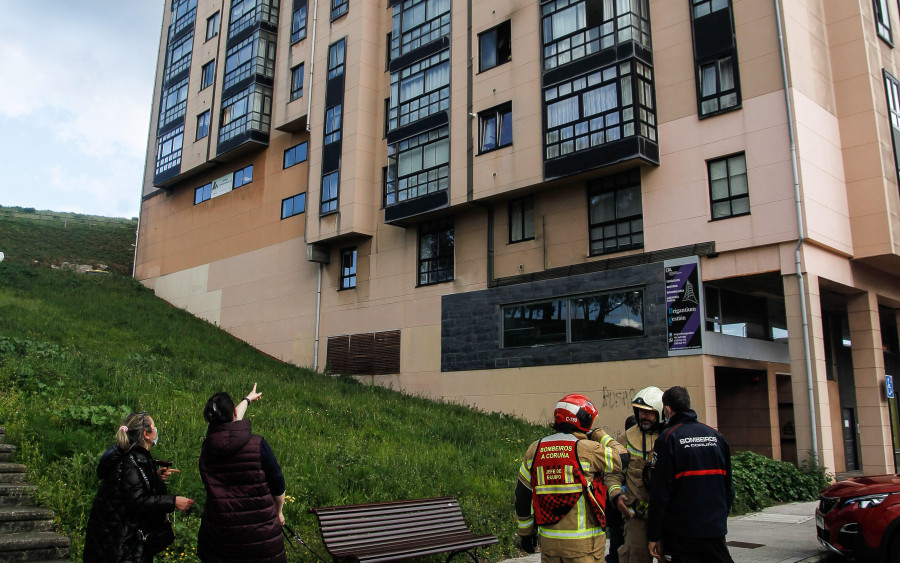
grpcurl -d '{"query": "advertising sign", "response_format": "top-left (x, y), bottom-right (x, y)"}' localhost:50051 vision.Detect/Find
top-left (665, 257), bottom-right (703, 355)
top-left (210, 173), bottom-right (233, 199)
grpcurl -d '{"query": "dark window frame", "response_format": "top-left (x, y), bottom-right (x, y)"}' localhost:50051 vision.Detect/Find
top-left (390, 0), bottom-right (451, 60)
top-left (707, 152), bottom-right (750, 220)
top-left (327, 38), bottom-right (346, 79)
top-left (164, 31), bottom-right (193, 82)
top-left (196, 110), bottom-right (211, 140)
top-left (478, 20), bottom-right (511, 72)
top-left (388, 49), bottom-right (450, 132)
top-left (874, 0), bottom-right (893, 45)
top-left (331, 0), bottom-right (348, 21)
top-left (159, 76), bottom-right (189, 128)
top-left (281, 193), bottom-right (306, 219)
top-left (292, 2), bottom-right (308, 43)
top-left (206, 11), bottom-right (220, 41)
top-left (321, 170), bottom-right (340, 215)
top-left (339, 247), bottom-right (357, 289)
top-left (200, 59), bottom-right (215, 90)
top-left (290, 63), bottom-right (304, 101)
top-left (284, 141), bottom-right (308, 169)
top-left (155, 125), bottom-right (184, 176)
top-left (697, 55), bottom-right (740, 118)
top-left (509, 196), bottom-right (535, 244)
top-left (587, 170), bottom-right (644, 256)
top-left (478, 102), bottom-right (513, 154)
top-left (417, 216), bottom-right (454, 286)
top-left (194, 181), bottom-right (212, 205)
top-left (385, 126), bottom-right (450, 207)
top-left (325, 104), bottom-right (343, 144)
top-left (233, 164), bottom-right (254, 188)
top-left (883, 70), bottom-right (900, 184)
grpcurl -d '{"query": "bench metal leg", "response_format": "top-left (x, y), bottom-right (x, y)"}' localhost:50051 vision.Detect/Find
top-left (445, 548), bottom-right (480, 563)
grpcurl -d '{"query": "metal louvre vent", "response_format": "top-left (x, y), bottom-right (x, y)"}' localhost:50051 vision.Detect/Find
top-left (326, 330), bottom-right (401, 376)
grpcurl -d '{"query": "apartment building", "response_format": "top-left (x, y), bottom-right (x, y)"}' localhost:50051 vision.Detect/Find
top-left (136, 0), bottom-right (900, 475)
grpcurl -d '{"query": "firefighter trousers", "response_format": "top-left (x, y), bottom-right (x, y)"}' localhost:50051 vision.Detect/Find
top-left (617, 517), bottom-right (652, 563)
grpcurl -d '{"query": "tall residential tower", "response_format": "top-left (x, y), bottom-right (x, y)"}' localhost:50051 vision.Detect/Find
top-left (138, 0), bottom-right (900, 475)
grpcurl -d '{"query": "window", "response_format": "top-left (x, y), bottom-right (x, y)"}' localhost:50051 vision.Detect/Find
top-left (509, 196), bottom-right (534, 243)
top-left (540, 0), bottom-right (651, 71)
top-left (691, 0), bottom-right (741, 118)
top-left (229, 0), bottom-right (279, 38)
top-left (223, 30), bottom-right (277, 91)
top-left (155, 126), bottom-right (184, 176)
top-left (883, 70), bottom-right (900, 182)
top-left (290, 64), bottom-right (304, 100)
top-left (284, 142), bottom-right (308, 168)
top-left (219, 84), bottom-right (272, 143)
top-left (502, 289), bottom-right (644, 348)
top-left (340, 247), bottom-right (357, 289)
top-left (479, 103), bottom-right (513, 153)
top-left (281, 193), bottom-right (306, 218)
top-left (200, 60), bottom-right (215, 90)
top-left (292, 1), bottom-right (307, 42)
top-left (418, 217), bottom-right (454, 285)
top-left (322, 171), bottom-right (339, 214)
top-left (164, 32), bottom-right (193, 82)
top-left (390, 0), bottom-right (451, 60)
top-left (544, 60), bottom-right (656, 160)
top-left (206, 11), bottom-right (220, 40)
top-left (479, 20), bottom-right (511, 72)
top-left (196, 110), bottom-right (210, 140)
top-left (172, 0), bottom-right (198, 36)
top-left (159, 77), bottom-right (189, 127)
top-left (331, 0), bottom-right (348, 21)
top-left (698, 56), bottom-right (738, 116)
top-left (328, 39), bottom-right (346, 79)
top-left (233, 164), bottom-right (253, 188)
top-left (388, 49), bottom-right (450, 131)
top-left (708, 153), bottom-right (749, 219)
top-left (874, 0), bottom-right (893, 44)
top-left (705, 286), bottom-right (770, 340)
top-left (690, 0), bottom-right (728, 18)
top-left (325, 105), bottom-right (342, 144)
top-left (195, 182), bottom-right (212, 204)
top-left (588, 170), bottom-right (643, 255)
top-left (385, 126), bottom-right (449, 206)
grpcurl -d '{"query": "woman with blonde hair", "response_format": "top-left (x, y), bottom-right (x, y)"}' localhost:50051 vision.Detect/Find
top-left (84, 411), bottom-right (194, 562)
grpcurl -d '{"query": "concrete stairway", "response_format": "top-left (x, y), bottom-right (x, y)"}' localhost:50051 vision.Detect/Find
top-left (0, 427), bottom-right (71, 562)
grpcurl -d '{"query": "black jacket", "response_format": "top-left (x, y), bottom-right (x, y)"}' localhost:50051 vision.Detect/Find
top-left (83, 445), bottom-right (176, 562)
top-left (647, 410), bottom-right (734, 541)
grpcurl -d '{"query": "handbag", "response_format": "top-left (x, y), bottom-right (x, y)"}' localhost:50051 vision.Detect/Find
top-left (129, 454), bottom-right (176, 556)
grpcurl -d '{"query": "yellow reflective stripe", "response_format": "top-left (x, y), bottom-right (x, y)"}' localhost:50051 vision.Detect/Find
top-left (607, 485), bottom-right (623, 497)
top-left (627, 444), bottom-right (645, 458)
top-left (538, 526), bottom-right (606, 539)
top-left (604, 446), bottom-right (614, 469)
top-left (519, 461), bottom-right (531, 484)
top-left (535, 484), bottom-right (583, 494)
top-left (577, 494), bottom-right (586, 529)
top-left (598, 434), bottom-right (613, 447)
top-left (580, 460), bottom-right (591, 471)
top-left (517, 516), bottom-right (534, 530)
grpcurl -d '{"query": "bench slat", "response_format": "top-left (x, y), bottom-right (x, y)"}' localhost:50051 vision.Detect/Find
top-left (310, 497), bottom-right (498, 562)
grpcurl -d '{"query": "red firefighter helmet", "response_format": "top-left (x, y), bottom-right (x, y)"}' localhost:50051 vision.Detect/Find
top-left (554, 393), bottom-right (598, 432)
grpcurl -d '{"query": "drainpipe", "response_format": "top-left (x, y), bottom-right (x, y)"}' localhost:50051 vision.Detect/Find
top-left (314, 262), bottom-right (322, 370)
top-left (306, 0), bottom-right (319, 132)
top-left (774, 0), bottom-right (819, 466)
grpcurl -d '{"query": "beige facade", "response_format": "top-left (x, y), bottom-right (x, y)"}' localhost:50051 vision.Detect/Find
top-left (138, 0), bottom-right (900, 474)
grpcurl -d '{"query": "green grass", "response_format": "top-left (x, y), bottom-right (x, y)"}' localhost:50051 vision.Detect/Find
top-left (0, 206), bottom-right (137, 275)
top-left (0, 262), bottom-right (547, 561)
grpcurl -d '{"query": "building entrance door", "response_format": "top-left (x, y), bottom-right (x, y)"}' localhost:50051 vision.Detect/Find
top-left (841, 407), bottom-right (859, 471)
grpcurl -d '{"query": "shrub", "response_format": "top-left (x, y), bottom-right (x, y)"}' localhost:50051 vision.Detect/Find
top-left (731, 450), bottom-right (832, 514)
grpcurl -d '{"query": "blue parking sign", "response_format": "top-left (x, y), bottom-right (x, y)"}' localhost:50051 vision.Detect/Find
top-left (888, 375), bottom-right (895, 399)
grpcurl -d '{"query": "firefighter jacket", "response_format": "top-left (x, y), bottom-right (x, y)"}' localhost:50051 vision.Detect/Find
top-left (516, 429), bottom-right (625, 559)
top-left (646, 410), bottom-right (734, 542)
top-left (608, 425), bottom-right (660, 517)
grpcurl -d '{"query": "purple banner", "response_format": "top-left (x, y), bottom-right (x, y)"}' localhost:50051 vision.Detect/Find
top-left (666, 262), bottom-right (702, 352)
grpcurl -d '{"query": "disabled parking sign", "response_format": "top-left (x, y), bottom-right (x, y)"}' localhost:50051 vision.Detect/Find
top-left (888, 375), bottom-right (895, 399)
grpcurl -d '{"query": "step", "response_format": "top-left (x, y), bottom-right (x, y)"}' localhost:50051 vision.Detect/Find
top-left (0, 531), bottom-right (69, 561)
top-left (0, 463), bottom-right (26, 484)
top-left (0, 484), bottom-right (36, 507)
top-left (0, 507), bottom-right (56, 534)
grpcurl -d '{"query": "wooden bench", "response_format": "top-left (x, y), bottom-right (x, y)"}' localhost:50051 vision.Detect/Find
top-left (309, 496), bottom-right (498, 562)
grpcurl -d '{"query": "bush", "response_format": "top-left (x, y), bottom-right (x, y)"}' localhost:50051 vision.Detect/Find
top-left (731, 450), bottom-right (832, 514)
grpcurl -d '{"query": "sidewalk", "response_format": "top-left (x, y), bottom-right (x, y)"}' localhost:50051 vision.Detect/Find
top-left (503, 501), bottom-right (840, 563)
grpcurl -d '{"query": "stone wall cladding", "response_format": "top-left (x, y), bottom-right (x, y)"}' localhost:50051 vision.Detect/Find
top-left (441, 262), bottom-right (667, 372)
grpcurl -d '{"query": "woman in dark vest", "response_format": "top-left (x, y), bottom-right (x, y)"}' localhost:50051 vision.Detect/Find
top-left (197, 384), bottom-right (286, 563)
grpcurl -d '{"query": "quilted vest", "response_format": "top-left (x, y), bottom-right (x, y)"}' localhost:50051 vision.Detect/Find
top-left (198, 420), bottom-right (285, 563)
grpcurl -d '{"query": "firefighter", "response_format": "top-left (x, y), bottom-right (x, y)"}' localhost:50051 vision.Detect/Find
top-left (607, 387), bottom-right (664, 563)
top-left (647, 386), bottom-right (734, 563)
top-left (515, 393), bottom-right (627, 563)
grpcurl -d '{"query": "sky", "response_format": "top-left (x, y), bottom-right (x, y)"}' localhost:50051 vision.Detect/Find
top-left (0, 1), bottom-right (165, 219)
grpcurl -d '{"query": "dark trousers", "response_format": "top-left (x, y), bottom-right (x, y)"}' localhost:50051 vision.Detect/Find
top-left (661, 534), bottom-right (733, 563)
top-left (605, 524), bottom-right (624, 563)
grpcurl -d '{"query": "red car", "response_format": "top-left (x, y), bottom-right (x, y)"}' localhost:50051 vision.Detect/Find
top-left (816, 474), bottom-right (900, 561)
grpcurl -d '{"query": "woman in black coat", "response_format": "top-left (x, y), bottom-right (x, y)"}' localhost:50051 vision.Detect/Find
top-left (83, 412), bottom-right (194, 562)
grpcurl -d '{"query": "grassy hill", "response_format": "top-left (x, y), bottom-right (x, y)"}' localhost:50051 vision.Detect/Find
top-left (0, 222), bottom-right (547, 561)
